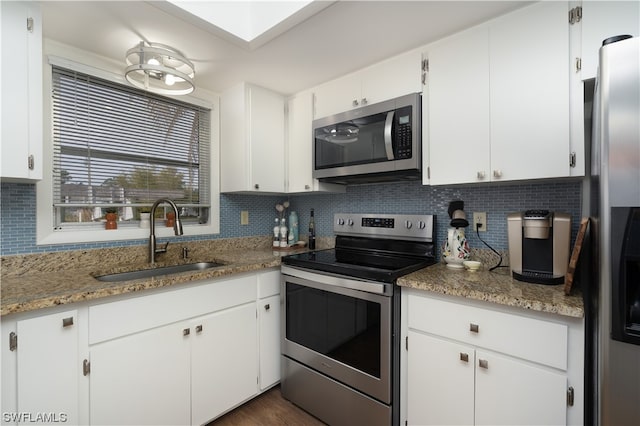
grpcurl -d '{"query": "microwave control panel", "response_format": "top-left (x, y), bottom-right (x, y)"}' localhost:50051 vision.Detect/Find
top-left (394, 105), bottom-right (413, 159)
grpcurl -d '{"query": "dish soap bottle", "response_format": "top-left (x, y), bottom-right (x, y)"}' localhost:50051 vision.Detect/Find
top-left (308, 209), bottom-right (316, 250)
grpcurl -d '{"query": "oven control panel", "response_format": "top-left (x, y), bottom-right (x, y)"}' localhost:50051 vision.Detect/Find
top-left (334, 213), bottom-right (434, 241)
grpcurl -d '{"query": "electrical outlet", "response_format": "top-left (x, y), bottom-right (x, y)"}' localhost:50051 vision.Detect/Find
top-left (240, 210), bottom-right (249, 225)
top-left (473, 212), bottom-right (487, 232)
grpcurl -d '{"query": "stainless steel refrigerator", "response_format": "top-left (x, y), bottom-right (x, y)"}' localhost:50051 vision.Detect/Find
top-left (588, 35), bottom-right (640, 425)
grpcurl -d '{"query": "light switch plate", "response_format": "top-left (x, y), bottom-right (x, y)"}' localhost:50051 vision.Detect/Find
top-left (241, 210), bottom-right (249, 225)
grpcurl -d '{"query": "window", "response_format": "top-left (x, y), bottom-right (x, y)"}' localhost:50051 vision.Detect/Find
top-left (51, 66), bottom-right (211, 230)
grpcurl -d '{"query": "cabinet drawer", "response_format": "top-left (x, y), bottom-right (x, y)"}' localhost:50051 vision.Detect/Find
top-left (258, 269), bottom-right (280, 298)
top-left (89, 274), bottom-right (257, 344)
top-left (408, 294), bottom-right (568, 370)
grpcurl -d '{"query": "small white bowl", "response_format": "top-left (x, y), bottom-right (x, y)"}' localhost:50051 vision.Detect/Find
top-left (463, 260), bottom-right (482, 271)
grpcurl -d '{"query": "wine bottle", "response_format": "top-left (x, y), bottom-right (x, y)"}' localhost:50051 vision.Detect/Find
top-left (308, 209), bottom-right (316, 250)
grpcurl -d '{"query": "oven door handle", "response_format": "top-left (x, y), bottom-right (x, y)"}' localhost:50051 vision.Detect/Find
top-left (281, 265), bottom-right (388, 295)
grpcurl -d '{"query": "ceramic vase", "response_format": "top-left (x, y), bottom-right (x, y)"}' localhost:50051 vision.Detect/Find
top-left (442, 227), bottom-right (470, 268)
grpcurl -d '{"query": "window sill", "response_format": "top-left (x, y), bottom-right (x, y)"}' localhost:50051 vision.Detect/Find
top-left (37, 223), bottom-right (218, 246)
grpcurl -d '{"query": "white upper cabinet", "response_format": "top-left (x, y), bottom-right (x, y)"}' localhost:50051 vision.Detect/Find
top-left (1, 0), bottom-right (43, 182)
top-left (489, 1), bottom-right (571, 182)
top-left (580, 1), bottom-right (640, 80)
top-left (424, 26), bottom-right (491, 185)
top-left (313, 50), bottom-right (422, 119)
top-left (220, 82), bottom-right (285, 193)
top-left (425, 1), bottom-right (575, 185)
top-left (286, 91), bottom-right (345, 194)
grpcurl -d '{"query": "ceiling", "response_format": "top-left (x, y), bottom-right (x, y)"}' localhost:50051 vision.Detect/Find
top-left (40, 1), bottom-right (530, 96)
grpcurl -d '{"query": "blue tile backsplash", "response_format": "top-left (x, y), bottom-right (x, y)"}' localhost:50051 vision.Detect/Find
top-left (1, 180), bottom-right (582, 256)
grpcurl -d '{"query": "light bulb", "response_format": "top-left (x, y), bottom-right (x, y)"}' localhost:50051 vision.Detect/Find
top-left (164, 73), bottom-right (176, 86)
top-left (147, 58), bottom-right (160, 66)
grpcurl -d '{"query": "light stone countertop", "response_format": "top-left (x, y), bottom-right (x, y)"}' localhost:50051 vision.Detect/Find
top-left (397, 262), bottom-right (584, 318)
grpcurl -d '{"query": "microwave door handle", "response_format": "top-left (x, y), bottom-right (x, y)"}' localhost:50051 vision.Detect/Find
top-left (384, 111), bottom-right (395, 160)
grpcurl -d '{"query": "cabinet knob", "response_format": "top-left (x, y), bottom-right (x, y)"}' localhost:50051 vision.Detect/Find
top-left (478, 359), bottom-right (489, 369)
top-left (477, 171), bottom-right (486, 180)
top-left (352, 99), bottom-right (359, 107)
top-left (183, 328), bottom-right (190, 336)
top-left (254, 184), bottom-right (260, 190)
top-left (305, 184), bottom-right (311, 190)
top-left (361, 97), bottom-right (368, 105)
top-left (195, 325), bottom-right (203, 333)
top-left (62, 317), bottom-right (74, 328)
top-left (470, 323), bottom-right (479, 333)
top-left (264, 304), bottom-right (270, 311)
top-left (460, 352), bottom-right (469, 363)
top-left (493, 170), bottom-right (502, 178)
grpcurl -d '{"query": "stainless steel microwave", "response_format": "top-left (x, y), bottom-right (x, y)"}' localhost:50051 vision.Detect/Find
top-left (312, 93), bottom-right (421, 184)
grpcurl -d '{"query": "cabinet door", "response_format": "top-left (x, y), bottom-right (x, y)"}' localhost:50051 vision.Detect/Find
top-left (425, 27), bottom-right (491, 185)
top-left (489, 1), bottom-right (571, 181)
top-left (313, 73), bottom-right (360, 119)
top-left (475, 350), bottom-right (567, 426)
top-left (259, 294), bottom-right (281, 390)
top-left (16, 310), bottom-right (79, 425)
top-left (89, 322), bottom-right (191, 425)
top-left (581, 1), bottom-right (640, 79)
top-left (287, 93), bottom-right (314, 193)
top-left (191, 303), bottom-right (258, 424)
top-left (407, 331), bottom-right (474, 426)
top-left (0, 0), bottom-right (42, 181)
top-left (362, 50), bottom-right (422, 106)
top-left (249, 85), bottom-right (285, 192)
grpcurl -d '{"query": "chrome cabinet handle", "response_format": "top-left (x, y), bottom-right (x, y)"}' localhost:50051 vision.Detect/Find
top-left (352, 99), bottom-right (359, 107)
top-left (479, 359), bottom-right (489, 369)
top-left (183, 328), bottom-right (190, 336)
top-left (195, 325), bottom-right (203, 333)
top-left (493, 170), bottom-right (502, 178)
top-left (477, 171), bottom-right (486, 180)
top-left (305, 184), bottom-right (310, 190)
top-left (470, 323), bottom-right (479, 333)
top-left (361, 97), bottom-right (368, 105)
top-left (62, 317), bottom-right (74, 328)
top-left (460, 353), bottom-right (469, 363)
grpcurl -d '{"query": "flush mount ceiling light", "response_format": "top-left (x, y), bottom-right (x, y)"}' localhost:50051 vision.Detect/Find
top-left (125, 41), bottom-right (195, 95)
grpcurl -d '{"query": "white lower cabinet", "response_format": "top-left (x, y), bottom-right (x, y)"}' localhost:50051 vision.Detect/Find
top-left (89, 321), bottom-right (191, 425)
top-left (191, 304), bottom-right (258, 425)
top-left (0, 310), bottom-right (80, 425)
top-left (403, 290), bottom-right (583, 426)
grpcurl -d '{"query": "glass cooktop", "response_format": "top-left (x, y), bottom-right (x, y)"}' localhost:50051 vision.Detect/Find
top-left (282, 248), bottom-right (435, 283)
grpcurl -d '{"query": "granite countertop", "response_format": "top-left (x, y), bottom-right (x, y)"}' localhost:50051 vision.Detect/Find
top-left (397, 263), bottom-right (584, 318)
top-left (0, 236), bottom-right (326, 317)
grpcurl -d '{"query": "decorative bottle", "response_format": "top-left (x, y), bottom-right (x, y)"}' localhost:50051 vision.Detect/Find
top-left (279, 218), bottom-right (288, 248)
top-left (273, 218), bottom-right (280, 247)
top-left (288, 211), bottom-right (299, 246)
top-left (308, 209), bottom-right (316, 250)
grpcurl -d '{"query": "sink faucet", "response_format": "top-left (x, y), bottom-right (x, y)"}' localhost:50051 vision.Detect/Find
top-left (149, 198), bottom-right (184, 263)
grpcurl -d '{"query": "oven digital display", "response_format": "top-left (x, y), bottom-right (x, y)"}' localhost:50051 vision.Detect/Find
top-left (362, 217), bottom-right (395, 228)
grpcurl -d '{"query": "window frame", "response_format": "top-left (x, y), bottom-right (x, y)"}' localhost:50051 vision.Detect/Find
top-left (37, 48), bottom-right (220, 246)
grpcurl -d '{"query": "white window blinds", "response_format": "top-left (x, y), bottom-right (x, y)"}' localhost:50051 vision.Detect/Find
top-left (51, 66), bottom-right (211, 227)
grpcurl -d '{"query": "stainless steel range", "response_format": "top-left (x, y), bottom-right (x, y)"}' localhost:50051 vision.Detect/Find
top-left (280, 213), bottom-right (436, 426)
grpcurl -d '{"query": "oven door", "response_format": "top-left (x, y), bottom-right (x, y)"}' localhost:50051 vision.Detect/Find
top-left (281, 267), bottom-right (392, 403)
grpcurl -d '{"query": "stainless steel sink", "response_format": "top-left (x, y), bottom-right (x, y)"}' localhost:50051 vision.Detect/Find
top-left (94, 262), bottom-right (225, 282)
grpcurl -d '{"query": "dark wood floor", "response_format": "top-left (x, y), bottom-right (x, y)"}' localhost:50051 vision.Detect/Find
top-left (209, 385), bottom-right (326, 426)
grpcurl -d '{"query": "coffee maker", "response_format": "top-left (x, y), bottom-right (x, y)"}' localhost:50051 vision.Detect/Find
top-left (507, 210), bottom-right (571, 284)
